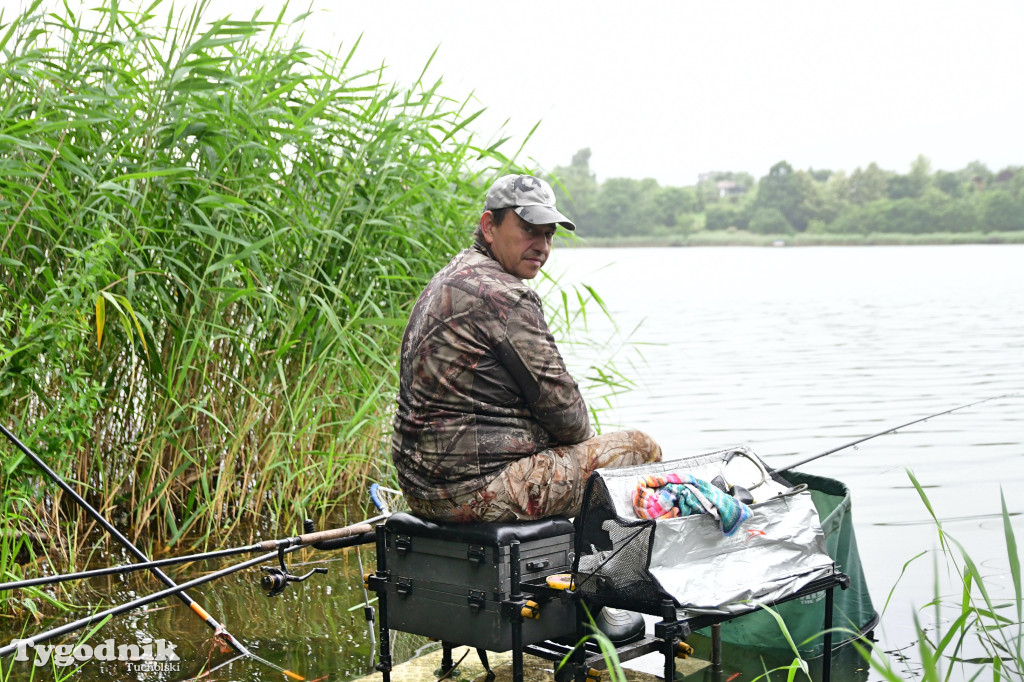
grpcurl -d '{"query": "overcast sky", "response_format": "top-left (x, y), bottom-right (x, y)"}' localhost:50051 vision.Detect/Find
top-left (8, 0), bottom-right (1023, 186)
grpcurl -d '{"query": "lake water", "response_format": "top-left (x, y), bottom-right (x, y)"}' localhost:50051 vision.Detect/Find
top-left (3, 245), bottom-right (1021, 681)
top-left (549, 244), bottom-right (1024, 678)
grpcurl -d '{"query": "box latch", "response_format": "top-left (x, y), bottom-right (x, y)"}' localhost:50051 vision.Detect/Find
top-left (395, 534), bottom-right (412, 554)
top-left (467, 589), bottom-right (486, 610)
top-left (467, 544), bottom-right (486, 564)
top-left (396, 577), bottom-right (412, 596)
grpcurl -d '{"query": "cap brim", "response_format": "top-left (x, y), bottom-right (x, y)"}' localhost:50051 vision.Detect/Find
top-left (515, 205), bottom-right (576, 231)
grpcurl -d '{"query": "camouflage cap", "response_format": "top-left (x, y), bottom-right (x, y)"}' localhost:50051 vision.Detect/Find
top-left (484, 174), bottom-right (577, 231)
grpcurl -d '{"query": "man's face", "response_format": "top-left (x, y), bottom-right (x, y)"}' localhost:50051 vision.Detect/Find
top-left (481, 210), bottom-right (556, 280)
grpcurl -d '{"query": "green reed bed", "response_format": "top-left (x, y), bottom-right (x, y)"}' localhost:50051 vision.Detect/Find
top-left (0, 0), bottom-right (522, 601)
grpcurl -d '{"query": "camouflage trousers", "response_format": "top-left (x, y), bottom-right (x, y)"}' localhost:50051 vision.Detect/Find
top-left (405, 429), bottom-right (662, 523)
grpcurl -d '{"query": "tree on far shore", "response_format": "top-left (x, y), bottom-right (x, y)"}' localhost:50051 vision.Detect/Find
top-left (547, 149), bottom-right (1023, 238)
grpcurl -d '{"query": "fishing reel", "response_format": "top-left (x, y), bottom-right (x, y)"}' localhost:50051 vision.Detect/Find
top-left (712, 449), bottom-right (808, 504)
top-left (711, 449), bottom-right (768, 503)
top-left (260, 537), bottom-right (328, 597)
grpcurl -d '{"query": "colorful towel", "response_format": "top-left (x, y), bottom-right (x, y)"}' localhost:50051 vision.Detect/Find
top-left (633, 473), bottom-right (753, 536)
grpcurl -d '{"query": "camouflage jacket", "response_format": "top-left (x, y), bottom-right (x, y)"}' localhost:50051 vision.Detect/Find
top-left (391, 236), bottom-right (591, 500)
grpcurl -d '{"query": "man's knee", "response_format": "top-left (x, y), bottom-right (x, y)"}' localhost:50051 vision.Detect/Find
top-left (624, 429), bottom-right (663, 463)
top-left (579, 428), bottom-right (662, 471)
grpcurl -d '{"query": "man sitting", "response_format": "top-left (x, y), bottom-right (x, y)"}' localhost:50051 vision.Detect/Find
top-left (391, 174), bottom-right (662, 522)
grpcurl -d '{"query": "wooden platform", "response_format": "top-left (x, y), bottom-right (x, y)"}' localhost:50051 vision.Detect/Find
top-left (352, 644), bottom-right (711, 681)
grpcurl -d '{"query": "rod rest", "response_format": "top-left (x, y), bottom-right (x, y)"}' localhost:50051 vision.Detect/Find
top-left (384, 512), bottom-right (573, 544)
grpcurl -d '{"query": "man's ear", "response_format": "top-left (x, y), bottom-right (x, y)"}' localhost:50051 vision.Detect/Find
top-left (479, 211), bottom-right (497, 245)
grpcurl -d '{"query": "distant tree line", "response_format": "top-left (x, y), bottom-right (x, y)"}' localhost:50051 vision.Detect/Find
top-left (548, 149), bottom-right (1024, 237)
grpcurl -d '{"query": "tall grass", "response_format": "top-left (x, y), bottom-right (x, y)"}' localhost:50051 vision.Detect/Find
top-left (855, 473), bottom-right (1022, 681)
top-left (0, 0), bottom-right (522, 588)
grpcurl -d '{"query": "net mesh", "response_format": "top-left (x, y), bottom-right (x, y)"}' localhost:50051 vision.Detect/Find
top-left (370, 484), bottom-right (407, 516)
top-left (573, 472), bottom-right (674, 613)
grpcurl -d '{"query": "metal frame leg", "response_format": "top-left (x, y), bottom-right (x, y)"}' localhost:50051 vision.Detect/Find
top-left (711, 623), bottom-right (723, 673)
top-left (373, 525), bottom-right (392, 681)
top-left (653, 599), bottom-right (681, 682)
top-left (663, 636), bottom-right (676, 681)
top-left (822, 587), bottom-right (835, 682)
top-left (441, 642), bottom-right (454, 675)
top-left (568, 597), bottom-right (589, 681)
top-left (510, 540), bottom-right (524, 682)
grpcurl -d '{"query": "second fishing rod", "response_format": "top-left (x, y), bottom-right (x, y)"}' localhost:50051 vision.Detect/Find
top-left (0, 521), bottom-right (374, 658)
top-left (774, 392), bottom-right (1018, 474)
top-left (0, 424), bottom-right (307, 680)
top-left (0, 521), bottom-right (378, 593)
top-left (0, 518), bottom-right (380, 593)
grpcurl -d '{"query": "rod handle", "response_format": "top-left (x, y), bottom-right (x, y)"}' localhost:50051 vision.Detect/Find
top-left (258, 523), bottom-right (374, 551)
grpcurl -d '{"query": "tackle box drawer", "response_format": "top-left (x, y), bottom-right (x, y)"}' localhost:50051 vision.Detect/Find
top-left (382, 575), bottom-right (576, 650)
top-left (384, 532), bottom-right (573, 597)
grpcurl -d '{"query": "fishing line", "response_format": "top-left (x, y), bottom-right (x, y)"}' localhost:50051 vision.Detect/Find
top-left (187, 652), bottom-right (246, 681)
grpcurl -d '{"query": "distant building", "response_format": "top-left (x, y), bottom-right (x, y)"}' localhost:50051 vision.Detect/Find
top-left (716, 180), bottom-right (744, 198)
top-left (698, 172), bottom-right (748, 197)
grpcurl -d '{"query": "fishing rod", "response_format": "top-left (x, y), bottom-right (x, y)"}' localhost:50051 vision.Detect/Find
top-left (0, 546), bottom-right (285, 660)
top-left (0, 423), bottom-right (307, 680)
top-left (0, 522), bottom-right (376, 593)
top-left (0, 520), bottom-right (374, 659)
top-left (0, 487), bottom-right (402, 597)
top-left (774, 392), bottom-right (1018, 475)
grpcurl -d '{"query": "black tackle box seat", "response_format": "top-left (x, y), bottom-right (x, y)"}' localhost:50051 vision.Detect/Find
top-left (379, 512), bottom-right (576, 651)
top-left (384, 511), bottom-right (574, 544)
